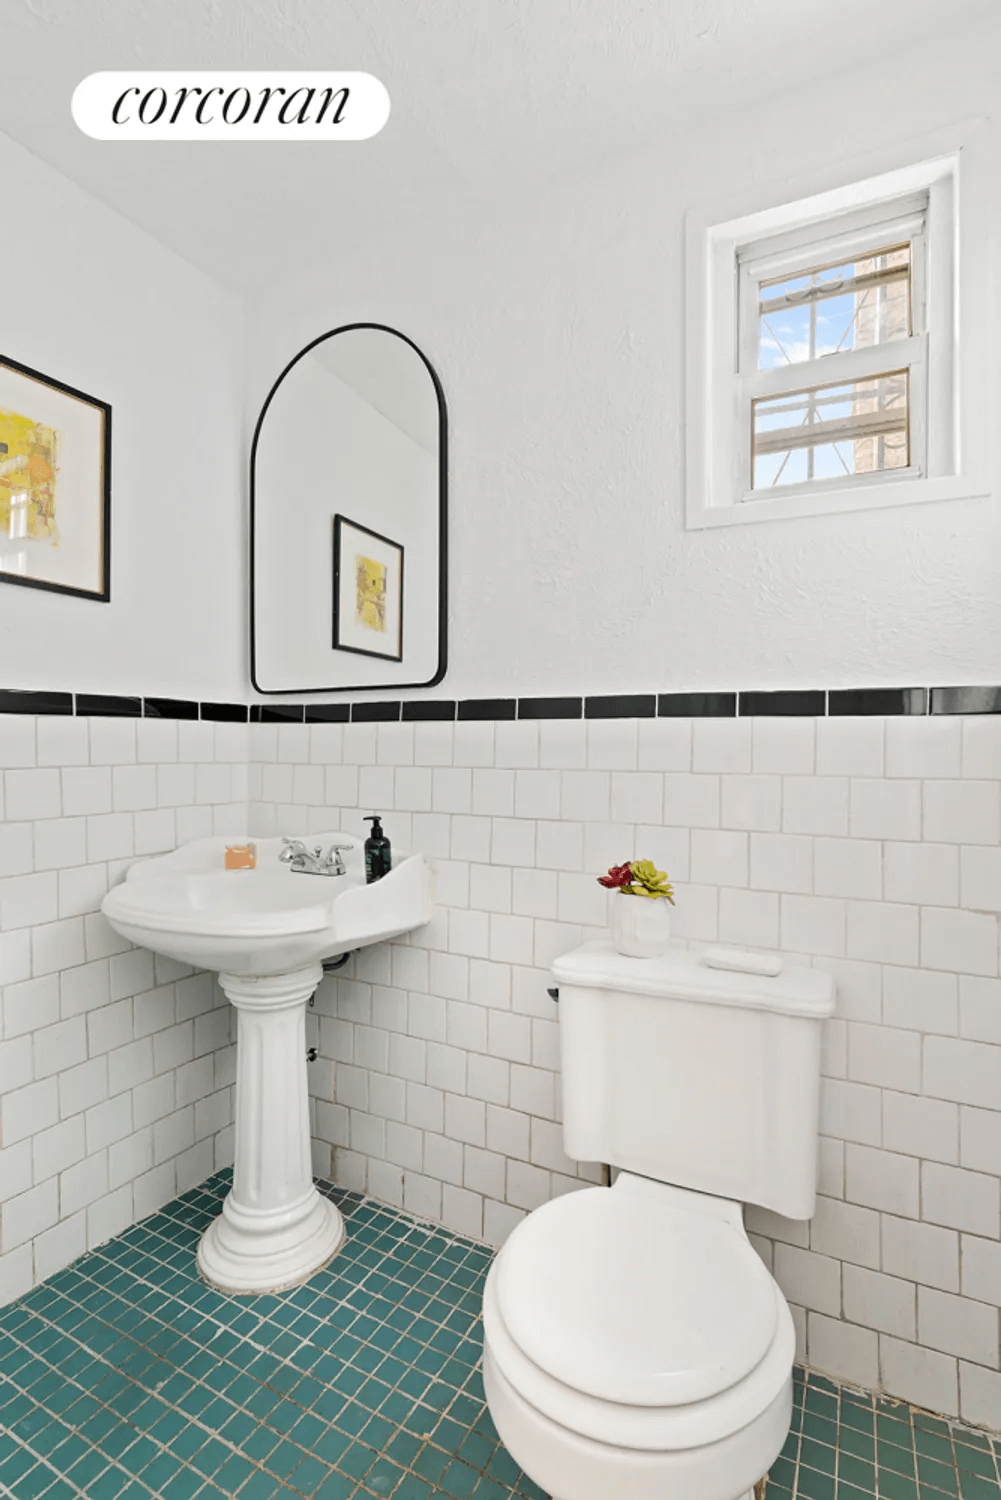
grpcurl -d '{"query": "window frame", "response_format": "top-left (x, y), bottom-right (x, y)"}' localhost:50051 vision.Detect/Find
top-left (685, 128), bottom-right (988, 530)
top-left (738, 198), bottom-right (928, 500)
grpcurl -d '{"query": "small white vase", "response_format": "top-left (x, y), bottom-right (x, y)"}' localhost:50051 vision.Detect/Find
top-left (610, 894), bottom-right (672, 957)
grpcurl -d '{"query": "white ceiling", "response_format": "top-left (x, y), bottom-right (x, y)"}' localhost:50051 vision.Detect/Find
top-left (0, 0), bottom-right (994, 295)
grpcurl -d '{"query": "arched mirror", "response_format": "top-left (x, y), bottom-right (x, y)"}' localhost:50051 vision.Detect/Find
top-left (250, 324), bottom-right (447, 693)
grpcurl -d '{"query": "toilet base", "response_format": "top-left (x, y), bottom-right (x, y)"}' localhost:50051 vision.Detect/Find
top-left (484, 1345), bottom-right (790, 1500)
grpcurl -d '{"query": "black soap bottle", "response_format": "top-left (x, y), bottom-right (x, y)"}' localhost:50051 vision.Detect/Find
top-left (363, 815), bottom-right (392, 883)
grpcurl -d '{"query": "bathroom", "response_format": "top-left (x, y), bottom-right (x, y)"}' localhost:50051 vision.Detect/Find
top-left (0, 1), bottom-right (999, 1497)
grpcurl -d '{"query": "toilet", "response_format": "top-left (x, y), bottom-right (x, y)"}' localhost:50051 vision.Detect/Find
top-left (482, 940), bottom-right (836, 1500)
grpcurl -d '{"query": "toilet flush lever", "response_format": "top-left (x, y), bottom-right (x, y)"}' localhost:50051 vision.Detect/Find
top-left (547, 987), bottom-right (559, 1003)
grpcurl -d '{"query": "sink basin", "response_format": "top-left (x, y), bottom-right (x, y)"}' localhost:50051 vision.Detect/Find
top-left (101, 832), bottom-right (431, 977)
top-left (101, 833), bottom-right (432, 1295)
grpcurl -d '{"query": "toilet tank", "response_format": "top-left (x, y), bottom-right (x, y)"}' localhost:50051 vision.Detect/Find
top-left (551, 942), bottom-right (836, 1221)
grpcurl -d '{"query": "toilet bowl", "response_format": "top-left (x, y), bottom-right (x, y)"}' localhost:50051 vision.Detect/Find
top-left (482, 1172), bottom-right (796, 1500)
top-left (480, 941), bottom-right (834, 1500)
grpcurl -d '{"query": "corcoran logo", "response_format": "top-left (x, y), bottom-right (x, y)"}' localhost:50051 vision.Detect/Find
top-left (71, 71), bottom-right (390, 141)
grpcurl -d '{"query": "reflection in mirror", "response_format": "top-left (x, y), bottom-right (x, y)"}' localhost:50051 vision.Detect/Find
top-left (251, 324), bottom-right (446, 693)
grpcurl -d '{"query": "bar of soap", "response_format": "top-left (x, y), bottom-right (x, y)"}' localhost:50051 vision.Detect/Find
top-left (701, 946), bottom-right (783, 977)
top-left (225, 843), bottom-right (257, 870)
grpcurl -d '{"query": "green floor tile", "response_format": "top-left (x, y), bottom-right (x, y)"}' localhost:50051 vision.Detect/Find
top-left (877, 1468), bottom-right (919, 1500)
top-left (916, 1430), bottom-right (956, 1465)
top-left (919, 1452), bottom-right (960, 1495)
top-left (158, 1467), bottom-right (205, 1500)
top-left (338, 1440), bottom-right (378, 1481)
top-left (879, 1439), bottom-right (920, 1477)
top-left (799, 1464), bottom-right (837, 1500)
top-left (313, 1470), bottom-right (357, 1499)
top-left (843, 1426), bottom-right (878, 1463)
top-left (956, 1444), bottom-right (1000, 1480)
top-left (802, 1434), bottom-right (839, 1474)
top-left (840, 1452), bottom-right (877, 1492)
top-left (958, 1476), bottom-right (1001, 1500)
top-left (360, 1455), bottom-right (406, 1496)
top-left (1, 1169), bottom-right (998, 1500)
top-left (236, 1470), bottom-right (285, 1500)
top-left (838, 1483), bottom-right (875, 1500)
top-left (288, 1453), bottom-right (332, 1495)
top-left (413, 1444), bottom-right (450, 1484)
top-left (12, 1461), bottom-right (59, 1498)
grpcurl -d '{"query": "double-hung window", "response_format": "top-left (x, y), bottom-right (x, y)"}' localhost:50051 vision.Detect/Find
top-left (686, 141), bottom-right (985, 528)
top-left (741, 196), bottom-right (928, 497)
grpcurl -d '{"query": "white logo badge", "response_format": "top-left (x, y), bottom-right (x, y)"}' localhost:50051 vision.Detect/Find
top-left (72, 72), bottom-right (390, 141)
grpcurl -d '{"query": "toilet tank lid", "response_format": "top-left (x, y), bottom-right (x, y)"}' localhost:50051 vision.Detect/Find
top-left (552, 941), bottom-right (835, 1018)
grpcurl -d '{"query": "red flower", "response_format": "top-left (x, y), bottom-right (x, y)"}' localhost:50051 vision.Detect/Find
top-left (597, 863), bottom-right (633, 889)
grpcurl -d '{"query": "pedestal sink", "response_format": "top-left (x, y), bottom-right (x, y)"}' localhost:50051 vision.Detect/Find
top-left (101, 834), bottom-right (432, 1293)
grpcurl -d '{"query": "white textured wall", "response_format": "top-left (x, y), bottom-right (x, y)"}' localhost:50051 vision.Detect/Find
top-left (0, 129), bottom-right (245, 701)
top-left (250, 712), bottom-right (1001, 1431)
top-left (245, 27), bottom-right (1000, 700)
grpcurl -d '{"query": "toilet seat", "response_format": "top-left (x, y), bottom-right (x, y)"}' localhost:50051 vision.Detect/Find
top-left (496, 1180), bottom-right (777, 1407)
top-left (483, 1177), bottom-right (796, 1452)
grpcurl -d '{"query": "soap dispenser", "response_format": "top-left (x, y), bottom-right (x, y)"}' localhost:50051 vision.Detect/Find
top-left (363, 815), bottom-right (391, 883)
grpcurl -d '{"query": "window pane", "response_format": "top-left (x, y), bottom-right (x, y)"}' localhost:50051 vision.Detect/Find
top-left (751, 370), bottom-right (909, 490)
top-left (758, 245), bottom-right (911, 371)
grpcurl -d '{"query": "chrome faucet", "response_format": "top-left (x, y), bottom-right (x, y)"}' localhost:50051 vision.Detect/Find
top-left (279, 838), bottom-right (353, 877)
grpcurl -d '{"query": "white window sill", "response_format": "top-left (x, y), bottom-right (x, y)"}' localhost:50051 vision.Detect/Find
top-left (687, 474), bottom-right (989, 530)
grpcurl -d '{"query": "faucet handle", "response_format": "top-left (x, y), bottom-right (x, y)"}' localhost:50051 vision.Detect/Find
top-left (279, 837), bottom-right (307, 863)
top-left (321, 841), bottom-right (352, 875)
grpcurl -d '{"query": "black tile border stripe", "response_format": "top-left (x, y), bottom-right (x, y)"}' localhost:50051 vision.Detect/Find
top-left (739, 689), bottom-right (827, 717)
top-left (518, 696), bottom-right (582, 719)
top-left (144, 697), bottom-right (199, 721)
top-left (304, 703), bottom-right (350, 724)
top-left (75, 693), bottom-right (142, 717)
top-left (659, 692), bottom-right (736, 717)
top-left (1, 686), bottom-right (1000, 721)
top-left (586, 694), bottom-right (656, 719)
top-left (458, 699), bottom-right (517, 721)
top-left (250, 704), bottom-right (303, 723)
top-left (0, 689), bottom-right (73, 716)
top-left (351, 701), bottom-right (402, 723)
top-left (200, 702), bottom-right (249, 723)
top-left (930, 686), bottom-right (1001, 716)
top-left (401, 701), bottom-right (456, 721)
top-left (830, 688), bottom-right (927, 716)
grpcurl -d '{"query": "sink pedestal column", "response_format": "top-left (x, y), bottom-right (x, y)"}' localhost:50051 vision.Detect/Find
top-left (197, 963), bottom-right (344, 1293)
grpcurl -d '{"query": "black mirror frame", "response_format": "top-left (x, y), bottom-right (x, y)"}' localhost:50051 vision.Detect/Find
top-left (249, 322), bottom-right (447, 695)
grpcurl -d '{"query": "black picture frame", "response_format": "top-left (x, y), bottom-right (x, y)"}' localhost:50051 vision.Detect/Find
top-left (0, 354), bottom-right (111, 602)
top-left (332, 513), bottom-right (404, 661)
top-left (249, 322), bottom-right (447, 695)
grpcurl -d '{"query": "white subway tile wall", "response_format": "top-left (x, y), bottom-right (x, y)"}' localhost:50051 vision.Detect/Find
top-left (0, 714), bottom-right (244, 1304)
top-left (249, 712), bottom-right (1001, 1430)
top-left (2, 709), bottom-right (997, 1430)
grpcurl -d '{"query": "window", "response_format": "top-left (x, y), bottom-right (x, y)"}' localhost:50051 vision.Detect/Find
top-left (685, 138), bottom-right (986, 529)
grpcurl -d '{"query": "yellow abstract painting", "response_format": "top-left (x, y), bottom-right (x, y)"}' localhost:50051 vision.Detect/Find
top-left (355, 553), bottom-right (387, 632)
top-left (0, 407), bottom-right (59, 546)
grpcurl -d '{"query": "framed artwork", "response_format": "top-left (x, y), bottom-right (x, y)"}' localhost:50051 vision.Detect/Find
top-left (332, 513), bottom-right (404, 661)
top-left (0, 356), bottom-right (111, 601)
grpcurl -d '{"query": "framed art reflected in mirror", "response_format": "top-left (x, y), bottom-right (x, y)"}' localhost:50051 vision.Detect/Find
top-left (332, 514), bottom-right (403, 662)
